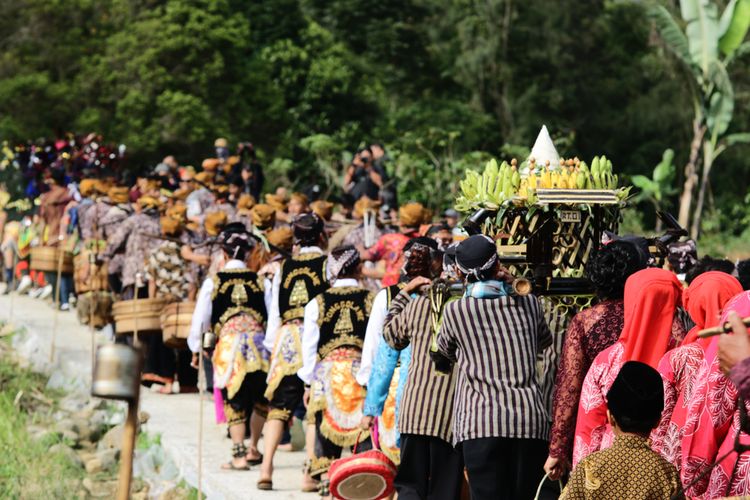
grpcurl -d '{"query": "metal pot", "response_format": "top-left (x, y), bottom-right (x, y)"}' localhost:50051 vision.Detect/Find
top-left (91, 344), bottom-right (141, 401)
top-left (202, 331), bottom-right (217, 350)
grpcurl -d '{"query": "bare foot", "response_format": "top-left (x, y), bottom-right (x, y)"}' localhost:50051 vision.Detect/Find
top-left (158, 383), bottom-right (173, 395)
top-left (301, 472), bottom-right (319, 492)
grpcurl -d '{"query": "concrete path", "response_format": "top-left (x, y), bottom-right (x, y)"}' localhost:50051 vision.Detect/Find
top-left (0, 292), bottom-right (313, 500)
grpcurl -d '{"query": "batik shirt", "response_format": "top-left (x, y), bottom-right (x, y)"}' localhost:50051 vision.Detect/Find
top-left (549, 300), bottom-right (624, 462)
top-left (561, 434), bottom-right (681, 499)
top-left (103, 210), bottom-right (161, 288)
top-left (144, 240), bottom-right (192, 302)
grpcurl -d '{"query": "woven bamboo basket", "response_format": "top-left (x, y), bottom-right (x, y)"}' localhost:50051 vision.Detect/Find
top-left (160, 301), bottom-right (195, 349)
top-left (74, 250), bottom-right (109, 293)
top-left (30, 246), bottom-right (74, 274)
top-left (113, 298), bottom-right (167, 335)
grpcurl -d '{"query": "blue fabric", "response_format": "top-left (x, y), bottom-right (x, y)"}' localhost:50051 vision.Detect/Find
top-left (363, 339), bottom-right (412, 446)
top-left (464, 279), bottom-right (511, 299)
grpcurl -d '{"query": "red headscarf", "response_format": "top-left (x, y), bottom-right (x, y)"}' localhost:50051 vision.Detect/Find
top-left (681, 271), bottom-right (743, 345)
top-left (620, 268), bottom-right (682, 367)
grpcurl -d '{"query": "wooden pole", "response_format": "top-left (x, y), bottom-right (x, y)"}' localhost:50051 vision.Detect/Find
top-left (197, 344), bottom-right (205, 500)
top-left (89, 251), bottom-right (96, 374)
top-left (116, 385), bottom-right (140, 500)
top-left (8, 251), bottom-right (17, 322)
top-left (50, 246), bottom-right (64, 363)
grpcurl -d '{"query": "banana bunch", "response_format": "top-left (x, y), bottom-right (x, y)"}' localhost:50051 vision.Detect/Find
top-left (455, 154), bottom-right (631, 213)
top-left (588, 155), bottom-right (618, 190)
top-left (455, 158), bottom-right (521, 212)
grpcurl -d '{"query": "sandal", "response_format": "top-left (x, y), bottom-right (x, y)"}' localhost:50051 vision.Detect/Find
top-left (221, 443), bottom-right (250, 471)
top-left (246, 452), bottom-right (263, 466)
top-left (221, 461), bottom-right (250, 471)
top-left (257, 479), bottom-right (273, 490)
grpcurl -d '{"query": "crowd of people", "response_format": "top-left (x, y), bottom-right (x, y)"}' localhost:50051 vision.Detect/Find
top-left (2, 134), bottom-right (750, 499)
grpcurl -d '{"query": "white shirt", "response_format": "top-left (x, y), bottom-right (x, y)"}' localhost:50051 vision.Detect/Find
top-left (298, 278), bottom-right (359, 385)
top-left (356, 288), bottom-right (389, 386)
top-left (263, 246), bottom-right (325, 352)
top-left (187, 259), bottom-right (273, 353)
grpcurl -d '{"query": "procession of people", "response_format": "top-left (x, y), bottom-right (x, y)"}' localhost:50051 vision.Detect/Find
top-left (4, 134), bottom-right (750, 499)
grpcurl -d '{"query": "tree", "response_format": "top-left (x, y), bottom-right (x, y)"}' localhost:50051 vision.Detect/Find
top-left (649, 0), bottom-right (750, 238)
top-left (631, 149), bottom-right (678, 231)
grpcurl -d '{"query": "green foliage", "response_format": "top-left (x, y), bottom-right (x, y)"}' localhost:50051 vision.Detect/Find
top-left (0, 347), bottom-right (83, 498)
top-left (631, 149), bottom-right (677, 204)
top-left (0, 0), bottom-right (749, 239)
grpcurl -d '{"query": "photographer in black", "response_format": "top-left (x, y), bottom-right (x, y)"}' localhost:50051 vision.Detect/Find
top-left (343, 147), bottom-right (385, 201)
top-left (237, 142), bottom-right (264, 200)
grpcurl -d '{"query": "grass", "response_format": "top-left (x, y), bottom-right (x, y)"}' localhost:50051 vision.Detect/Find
top-left (0, 333), bottom-right (84, 499)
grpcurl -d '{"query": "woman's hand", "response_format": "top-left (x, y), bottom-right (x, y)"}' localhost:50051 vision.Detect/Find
top-left (544, 455), bottom-right (569, 481)
top-left (718, 312), bottom-right (750, 374)
top-left (360, 415), bottom-right (375, 430)
top-left (403, 276), bottom-right (431, 294)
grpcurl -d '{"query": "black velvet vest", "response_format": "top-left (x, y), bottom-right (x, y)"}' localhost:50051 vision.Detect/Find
top-left (211, 268), bottom-right (267, 332)
top-left (315, 286), bottom-right (373, 360)
top-left (278, 253), bottom-right (328, 322)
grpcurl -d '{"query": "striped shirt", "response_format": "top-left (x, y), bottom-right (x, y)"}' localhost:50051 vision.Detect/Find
top-left (437, 294), bottom-right (552, 445)
top-left (383, 291), bottom-right (457, 443)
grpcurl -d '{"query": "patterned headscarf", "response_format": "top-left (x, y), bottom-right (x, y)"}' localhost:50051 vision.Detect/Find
top-left (219, 225), bottom-right (254, 260)
top-left (327, 245), bottom-right (360, 282)
top-left (293, 212), bottom-right (324, 246)
top-left (455, 234), bottom-right (498, 281)
top-left (402, 237), bottom-right (439, 279)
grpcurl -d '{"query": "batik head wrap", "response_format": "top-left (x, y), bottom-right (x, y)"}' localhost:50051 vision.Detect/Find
top-left (219, 228), bottom-right (253, 260)
top-left (455, 234), bottom-right (498, 281)
top-left (292, 213), bottom-right (324, 246)
top-left (327, 245), bottom-right (360, 282)
top-left (402, 237), bottom-right (439, 279)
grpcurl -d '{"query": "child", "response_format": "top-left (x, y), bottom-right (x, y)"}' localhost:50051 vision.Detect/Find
top-left (561, 361), bottom-right (681, 499)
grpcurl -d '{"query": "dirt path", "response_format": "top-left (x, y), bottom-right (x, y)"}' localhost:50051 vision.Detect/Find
top-left (0, 293), bottom-right (312, 499)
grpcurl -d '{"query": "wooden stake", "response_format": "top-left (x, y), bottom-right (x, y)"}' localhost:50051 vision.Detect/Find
top-left (8, 252), bottom-right (17, 322)
top-left (116, 389), bottom-right (140, 500)
top-left (50, 247), bottom-right (64, 363)
top-left (197, 345), bottom-right (205, 500)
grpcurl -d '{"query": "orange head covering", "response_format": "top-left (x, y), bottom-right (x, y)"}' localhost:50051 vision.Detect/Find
top-left (353, 197), bottom-right (381, 219)
top-left (266, 227), bottom-right (294, 251)
top-left (265, 193), bottom-right (287, 212)
top-left (213, 184), bottom-right (229, 198)
top-left (166, 204), bottom-right (187, 223)
top-left (160, 216), bottom-right (182, 236)
top-left (194, 171), bottom-right (214, 185)
top-left (251, 204), bottom-right (276, 230)
top-left (137, 196), bottom-right (161, 211)
top-left (237, 193), bottom-right (256, 211)
top-left (399, 202), bottom-right (428, 227)
top-left (79, 179), bottom-right (98, 197)
top-left (204, 211), bottom-right (228, 236)
top-left (108, 186), bottom-right (130, 204)
top-left (310, 200), bottom-right (334, 221)
top-left (620, 268), bottom-right (683, 367)
top-left (202, 158), bottom-right (220, 171)
top-left (682, 271), bottom-right (743, 345)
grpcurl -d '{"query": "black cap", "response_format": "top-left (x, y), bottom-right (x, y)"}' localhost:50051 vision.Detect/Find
top-left (606, 361), bottom-right (664, 425)
top-left (456, 234), bottom-right (497, 276)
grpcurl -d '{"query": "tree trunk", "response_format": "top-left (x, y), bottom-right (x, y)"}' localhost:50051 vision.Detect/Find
top-left (690, 139), bottom-right (715, 239)
top-left (678, 117), bottom-right (706, 229)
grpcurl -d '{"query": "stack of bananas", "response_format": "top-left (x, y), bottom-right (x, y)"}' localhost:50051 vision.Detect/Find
top-left (455, 158), bottom-right (521, 212)
top-left (455, 155), bottom-right (629, 213)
